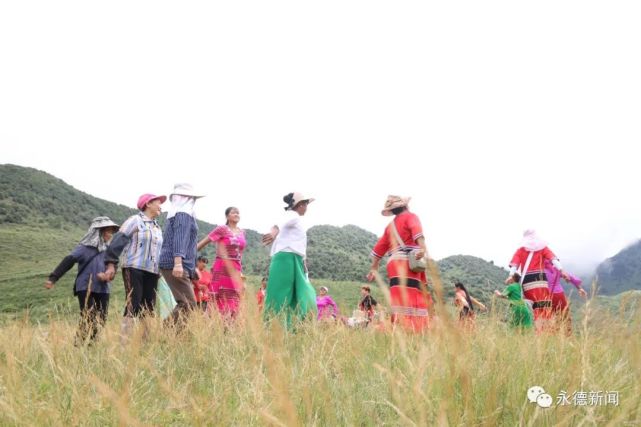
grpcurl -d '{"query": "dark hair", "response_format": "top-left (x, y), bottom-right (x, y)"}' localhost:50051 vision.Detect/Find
top-left (283, 193), bottom-right (295, 211)
top-left (455, 282), bottom-right (474, 311)
top-left (513, 273), bottom-right (521, 283)
top-left (225, 207), bottom-right (238, 225)
top-left (197, 255), bottom-right (209, 264)
top-left (361, 285), bottom-right (371, 293)
top-left (391, 206), bottom-right (407, 215)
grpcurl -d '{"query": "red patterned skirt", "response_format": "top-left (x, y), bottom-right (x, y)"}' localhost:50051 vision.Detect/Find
top-left (387, 258), bottom-right (431, 332)
top-left (209, 258), bottom-right (243, 318)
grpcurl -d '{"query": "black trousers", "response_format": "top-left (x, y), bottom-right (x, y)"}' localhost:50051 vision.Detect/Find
top-left (122, 268), bottom-right (159, 317)
top-left (76, 291), bottom-right (110, 343)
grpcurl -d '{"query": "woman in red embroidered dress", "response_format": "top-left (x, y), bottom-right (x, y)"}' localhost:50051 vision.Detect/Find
top-left (366, 196), bottom-right (432, 332)
top-left (506, 229), bottom-right (570, 333)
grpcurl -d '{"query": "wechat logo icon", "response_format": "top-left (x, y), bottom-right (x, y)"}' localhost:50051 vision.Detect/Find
top-left (527, 386), bottom-right (553, 409)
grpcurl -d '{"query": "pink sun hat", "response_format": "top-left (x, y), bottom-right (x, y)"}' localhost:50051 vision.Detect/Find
top-left (137, 193), bottom-right (167, 211)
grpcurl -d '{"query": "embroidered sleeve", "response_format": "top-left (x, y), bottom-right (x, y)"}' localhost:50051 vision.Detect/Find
top-left (542, 247), bottom-right (557, 261)
top-left (208, 225), bottom-right (227, 243)
top-left (509, 249), bottom-right (523, 268)
top-left (371, 227), bottom-right (391, 259)
top-left (407, 213), bottom-right (424, 242)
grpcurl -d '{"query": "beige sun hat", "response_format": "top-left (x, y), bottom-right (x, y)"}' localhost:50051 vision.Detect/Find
top-left (292, 192), bottom-right (314, 206)
top-left (169, 183), bottom-right (205, 199)
top-left (381, 195), bottom-right (411, 216)
top-left (285, 192), bottom-right (315, 210)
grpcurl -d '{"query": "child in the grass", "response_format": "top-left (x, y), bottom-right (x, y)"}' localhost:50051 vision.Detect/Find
top-left (256, 276), bottom-right (267, 311)
top-left (358, 285), bottom-right (378, 322)
top-left (192, 255), bottom-right (211, 311)
top-left (494, 273), bottom-right (533, 331)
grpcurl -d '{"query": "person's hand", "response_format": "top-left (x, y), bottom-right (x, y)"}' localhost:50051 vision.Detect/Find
top-left (504, 275), bottom-right (515, 285)
top-left (578, 288), bottom-right (588, 298)
top-left (262, 234), bottom-right (274, 245)
top-left (96, 272), bottom-right (109, 282)
top-left (415, 250), bottom-right (426, 260)
top-left (104, 264), bottom-right (116, 281)
top-left (366, 270), bottom-right (377, 282)
top-left (44, 280), bottom-right (55, 290)
top-left (172, 264), bottom-right (184, 278)
top-left (494, 289), bottom-right (502, 297)
top-left (262, 226), bottom-right (279, 246)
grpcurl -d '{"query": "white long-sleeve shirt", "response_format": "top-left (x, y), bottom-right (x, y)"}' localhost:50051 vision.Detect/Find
top-left (270, 210), bottom-right (308, 258)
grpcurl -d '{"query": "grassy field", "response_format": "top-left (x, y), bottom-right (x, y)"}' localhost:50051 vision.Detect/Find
top-left (2, 225), bottom-right (641, 425)
top-left (0, 278), bottom-right (640, 425)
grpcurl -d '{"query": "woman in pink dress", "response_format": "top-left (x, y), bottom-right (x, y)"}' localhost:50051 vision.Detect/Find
top-left (197, 207), bottom-right (246, 319)
top-left (544, 259), bottom-right (586, 335)
top-left (316, 286), bottom-right (339, 321)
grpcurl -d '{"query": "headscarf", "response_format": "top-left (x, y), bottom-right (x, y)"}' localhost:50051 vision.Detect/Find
top-left (78, 216), bottom-right (119, 252)
top-left (166, 195), bottom-right (196, 219)
top-left (521, 229), bottom-right (547, 251)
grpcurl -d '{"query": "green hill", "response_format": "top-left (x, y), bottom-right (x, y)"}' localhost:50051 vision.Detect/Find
top-left (592, 240), bottom-right (641, 295)
top-left (1, 164), bottom-right (516, 320)
top-left (437, 255), bottom-right (509, 302)
top-left (306, 224), bottom-right (379, 281)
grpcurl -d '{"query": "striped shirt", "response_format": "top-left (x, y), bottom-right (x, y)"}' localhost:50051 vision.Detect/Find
top-left (119, 212), bottom-right (164, 274)
top-left (159, 212), bottom-right (199, 275)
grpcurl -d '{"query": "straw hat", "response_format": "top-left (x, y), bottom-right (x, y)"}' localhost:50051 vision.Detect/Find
top-left (381, 195), bottom-right (411, 216)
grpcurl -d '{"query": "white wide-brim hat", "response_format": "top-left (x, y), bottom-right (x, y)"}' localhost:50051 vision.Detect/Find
top-left (291, 192), bottom-right (315, 207)
top-left (170, 183), bottom-right (205, 199)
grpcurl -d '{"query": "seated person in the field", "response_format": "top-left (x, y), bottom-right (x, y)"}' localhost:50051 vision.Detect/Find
top-left (316, 286), bottom-right (339, 321)
top-left (256, 276), bottom-right (267, 311)
top-left (192, 255), bottom-right (211, 311)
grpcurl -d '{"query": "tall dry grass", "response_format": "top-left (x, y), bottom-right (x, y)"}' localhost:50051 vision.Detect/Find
top-left (0, 282), bottom-right (639, 426)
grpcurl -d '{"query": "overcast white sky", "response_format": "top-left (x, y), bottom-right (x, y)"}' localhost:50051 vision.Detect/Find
top-left (2, 1), bottom-right (640, 275)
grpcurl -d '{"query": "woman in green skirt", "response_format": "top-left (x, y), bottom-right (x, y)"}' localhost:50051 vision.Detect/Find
top-left (494, 274), bottom-right (533, 330)
top-left (261, 192), bottom-right (317, 325)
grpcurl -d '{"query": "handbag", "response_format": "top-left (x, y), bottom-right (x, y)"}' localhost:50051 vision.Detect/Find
top-left (390, 219), bottom-right (427, 273)
top-left (157, 276), bottom-right (177, 320)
